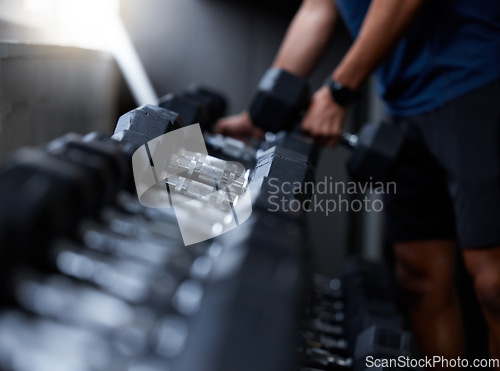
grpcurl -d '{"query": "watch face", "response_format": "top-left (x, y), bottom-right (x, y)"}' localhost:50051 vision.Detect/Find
top-left (327, 78), bottom-right (358, 106)
top-left (331, 80), bottom-right (344, 91)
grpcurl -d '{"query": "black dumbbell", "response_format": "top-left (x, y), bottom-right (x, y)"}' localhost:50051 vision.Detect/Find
top-left (261, 130), bottom-right (320, 168)
top-left (111, 104), bottom-right (184, 194)
top-left (341, 258), bottom-right (398, 317)
top-left (249, 68), bottom-right (405, 182)
top-left (301, 330), bottom-right (350, 357)
top-left (249, 68), bottom-right (310, 132)
top-left (81, 131), bottom-right (140, 193)
top-left (0, 131), bottom-right (142, 251)
top-left (203, 133), bottom-right (257, 168)
top-left (159, 85), bottom-right (227, 132)
top-left (301, 346), bottom-right (353, 370)
top-left (353, 325), bottom-right (420, 371)
top-left (158, 93), bottom-right (208, 128)
top-left (39, 238), bottom-right (190, 312)
top-left (341, 258), bottom-right (404, 346)
top-left (248, 68), bottom-right (318, 164)
top-left (0, 149), bottom-right (96, 251)
top-left (4, 267), bottom-right (161, 339)
top-left (305, 307), bottom-right (345, 324)
top-left (0, 309), bottom-right (174, 371)
top-left (312, 275), bottom-right (343, 295)
top-left (303, 318), bottom-right (344, 338)
top-left (252, 146), bottom-right (314, 194)
top-left (46, 132), bottom-right (129, 212)
top-left (113, 104), bottom-right (184, 148)
top-left (248, 175), bottom-right (303, 221)
top-left (248, 146), bottom-right (315, 218)
top-left (303, 259), bottom-right (404, 352)
top-left (182, 84), bottom-right (227, 129)
top-left (347, 313), bottom-right (405, 351)
top-left (340, 123), bottom-right (404, 183)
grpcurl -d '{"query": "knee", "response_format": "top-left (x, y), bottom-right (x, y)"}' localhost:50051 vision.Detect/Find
top-left (464, 248), bottom-right (500, 316)
top-left (473, 271), bottom-right (500, 315)
top-left (394, 242), bottom-right (456, 300)
top-left (396, 261), bottom-right (454, 299)
top-left (396, 263), bottom-right (425, 295)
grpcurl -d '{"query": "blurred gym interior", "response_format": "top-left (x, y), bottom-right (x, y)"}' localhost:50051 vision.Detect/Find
top-left (0, 0), bottom-right (493, 370)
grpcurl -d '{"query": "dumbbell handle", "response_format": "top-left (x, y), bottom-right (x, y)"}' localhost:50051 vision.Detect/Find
top-left (291, 123), bottom-right (358, 148)
top-left (339, 131), bottom-right (358, 148)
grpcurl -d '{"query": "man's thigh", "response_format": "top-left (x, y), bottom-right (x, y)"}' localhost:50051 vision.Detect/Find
top-left (414, 79), bottom-right (500, 249)
top-left (383, 114), bottom-right (457, 244)
top-left (385, 78), bottom-right (500, 249)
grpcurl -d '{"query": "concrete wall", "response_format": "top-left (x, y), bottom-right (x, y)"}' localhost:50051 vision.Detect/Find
top-left (0, 42), bottom-right (119, 161)
top-left (0, 1), bottom-right (122, 159)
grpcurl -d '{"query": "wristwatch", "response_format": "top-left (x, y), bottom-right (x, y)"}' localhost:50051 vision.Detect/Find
top-left (324, 76), bottom-right (360, 107)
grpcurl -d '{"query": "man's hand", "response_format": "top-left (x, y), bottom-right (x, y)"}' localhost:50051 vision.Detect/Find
top-left (214, 112), bottom-right (264, 140)
top-left (301, 85), bottom-right (348, 147)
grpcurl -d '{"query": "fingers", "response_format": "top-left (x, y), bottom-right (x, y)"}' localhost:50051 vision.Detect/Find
top-left (300, 86), bottom-right (347, 147)
top-left (302, 114), bottom-right (342, 147)
top-left (250, 126), bottom-right (265, 140)
top-left (302, 102), bottom-right (347, 147)
top-left (304, 125), bottom-right (341, 147)
top-left (214, 112), bottom-right (263, 140)
top-left (325, 136), bottom-right (339, 147)
top-left (214, 117), bottom-right (233, 135)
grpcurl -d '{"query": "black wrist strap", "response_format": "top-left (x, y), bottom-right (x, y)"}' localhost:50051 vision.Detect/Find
top-left (324, 76), bottom-right (360, 107)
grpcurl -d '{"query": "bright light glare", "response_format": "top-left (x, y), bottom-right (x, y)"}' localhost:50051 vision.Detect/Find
top-left (22, 0), bottom-right (53, 14)
top-left (52, 0), bottom-right (117, 49)
top-left (17, 0), bottom-right (158, 106)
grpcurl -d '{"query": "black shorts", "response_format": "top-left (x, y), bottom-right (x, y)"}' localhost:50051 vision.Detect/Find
top-left (384, 78), bottom-right (500, 249)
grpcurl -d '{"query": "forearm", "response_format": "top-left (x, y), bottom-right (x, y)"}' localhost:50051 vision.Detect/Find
top-left (333, 0), bottom-right (426, 90)
top-left (273, 0), bottom-right (338, 77)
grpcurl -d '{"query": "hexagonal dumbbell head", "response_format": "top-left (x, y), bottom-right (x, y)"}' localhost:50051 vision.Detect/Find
top-left (346, 121), bottom-right (404, 183)
top-left (182, 85), bottom-right (227, 127)
top-left (249, 68), bottom-right (310, 132)
top-left (111, 130), bottom-right (149, 155)
top-left (159, 93), bottom-right (208, 128)
top-left (114, 104), bottom-right (184, 143)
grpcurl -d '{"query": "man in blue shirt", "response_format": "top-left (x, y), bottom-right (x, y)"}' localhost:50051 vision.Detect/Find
top-left (216, 0), bottom-right (500, 363)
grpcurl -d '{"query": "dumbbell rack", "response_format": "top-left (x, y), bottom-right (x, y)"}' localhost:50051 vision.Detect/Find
top-left (0, 98), bottom-right (418, 371)
top-left (0, 100), bottom-right (316, 371)
top-left (297, 258), bottom-right (421, 371)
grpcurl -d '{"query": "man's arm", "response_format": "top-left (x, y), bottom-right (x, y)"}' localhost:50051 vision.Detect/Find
top-left (273, 0), bottom-right (339, 77)
top-left (215, 0), bottom-right (338, 138)
top-left (333, 0), bottom-right (426, 89)
top-left (302, 0), bottom-right (427, 145)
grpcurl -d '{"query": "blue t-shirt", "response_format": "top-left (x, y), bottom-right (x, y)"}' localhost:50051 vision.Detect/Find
top-left (335, 0), bottom-right (500, 116)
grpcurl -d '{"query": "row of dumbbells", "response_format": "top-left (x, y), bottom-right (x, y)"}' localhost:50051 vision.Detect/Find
top-left (0, 85), bottom-right (230, 245)
top-left (297, 258), bottom-right (421, 371)
top-left (0, 85), bottom-right (317, 371)
top-left (0, 86), bottom-right (232, 371)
